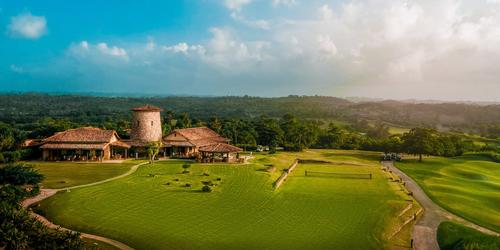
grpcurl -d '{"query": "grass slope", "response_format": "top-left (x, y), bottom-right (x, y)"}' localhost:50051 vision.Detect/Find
top-left (28, 161), bottom-right (138, 189)
top-left (38, 150), bottom-right (412, 249)
top-left (437, 222), bottom-right (500, 250)
top-left (396, 156), bottom-right (500, 232)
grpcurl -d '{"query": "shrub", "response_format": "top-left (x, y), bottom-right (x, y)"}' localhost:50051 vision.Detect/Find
top-left (148, 173), bottom-right (155, 177)
top-left (174, 178), bottom-right (179, 181)
top-left (203, 173), bottom-right (210, 176)
top-left (182, 164), bottom-right (191, 169)
top-left (266, 166), bottom-right (276, 173)
top-left (216, 177), bottom-right (222, 181)
top-left (202, 185), bottom-right (212, 192)
top-left (0, 164), bottom-right (44, 185)
top-left (185, 183), bottom-right (191, 187)
top-left (164, 182), bottom-right (170, 186)
top-left (182, 170), bottom-right (190, 174)
top-left (201, 181), bottom-right (212, 186)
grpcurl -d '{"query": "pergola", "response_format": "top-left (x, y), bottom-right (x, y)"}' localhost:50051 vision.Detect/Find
top-left (198, 143), bottom-right (243, 163)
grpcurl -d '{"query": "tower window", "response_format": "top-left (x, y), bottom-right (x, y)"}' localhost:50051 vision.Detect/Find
top-left (151, 121), bottom-right (154, 126)
top-left (137, 121), bottom-right (140, 127)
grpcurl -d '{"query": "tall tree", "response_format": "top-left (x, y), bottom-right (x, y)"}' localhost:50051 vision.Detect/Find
top-left (147, 141), bottom-right (162, 164)
top-left (402, 128), bottom-right (437, 162)
top-left (255, 116), bottom-right (283, 151)
top-left (208, 117), bottom-right (223, 134)
top-left (181, 113), bottom-right (191, 128)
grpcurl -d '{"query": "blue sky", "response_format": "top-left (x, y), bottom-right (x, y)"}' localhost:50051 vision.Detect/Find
top-left (1, 0), bottom-right (499, 101)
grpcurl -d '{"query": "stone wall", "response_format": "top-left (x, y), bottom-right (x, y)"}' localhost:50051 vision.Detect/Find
top-left (130, 111), bottom-right (163, 142)
top-left (274, 159), bottom-right (299, 190)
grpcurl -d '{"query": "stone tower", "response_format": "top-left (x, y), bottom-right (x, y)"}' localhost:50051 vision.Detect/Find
top-left (130, 105), bottom-right (163, 142)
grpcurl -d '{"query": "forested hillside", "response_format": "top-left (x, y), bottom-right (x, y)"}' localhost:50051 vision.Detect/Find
top-left (1, 94), bottom-right (498, 138)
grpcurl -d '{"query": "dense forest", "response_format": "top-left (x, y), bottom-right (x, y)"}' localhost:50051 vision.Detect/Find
top-left (1, 93), bottom-right (499, 138)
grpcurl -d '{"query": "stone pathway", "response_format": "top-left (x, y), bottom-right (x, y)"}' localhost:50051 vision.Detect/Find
top-left (22, 161), bottom-right (149, 250)
top-left (382, 161), bottom-right (499, 250)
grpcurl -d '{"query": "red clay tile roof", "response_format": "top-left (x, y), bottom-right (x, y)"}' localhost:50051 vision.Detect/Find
top-left (131, 105), bottom-right (163, 112)
top-left (40, 143), bottom-right (108, 150)
top-left (165, 141), bottom-right (195, 147)
top-left (164, 127), bottom-right (229, 147)
top-left (110, 140), bottom-right (131, 148)
top-left (43, 127), bottom-right (116, 143)
top-left (199, 143), bottom-right (243, 153)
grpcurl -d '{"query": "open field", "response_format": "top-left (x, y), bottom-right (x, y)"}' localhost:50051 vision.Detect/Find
top-left (388, 126), bottom-right (410, 135)
top-left (27, 161), bottom-right (139, 189)
top-left (37, 150), bottom-right (415, 249)
top-left (437, 221), bottom-right (500, 250)
top-left (396, 156), bottom-right (500, 232)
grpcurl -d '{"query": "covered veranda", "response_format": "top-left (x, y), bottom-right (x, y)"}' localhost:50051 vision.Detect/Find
top-left (40, 142), bottom-right (130, 161)
top-left (198, 143), bottom-right (243, 163)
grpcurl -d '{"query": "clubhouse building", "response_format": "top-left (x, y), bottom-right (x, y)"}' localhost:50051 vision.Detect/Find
top-left (27, 105), bottom-right (242, 162)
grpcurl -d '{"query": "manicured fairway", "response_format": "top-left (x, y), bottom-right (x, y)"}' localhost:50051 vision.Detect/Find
top-left (437, 222), bottom-right (500, 250)
top-left (396, 156), bottom-right (500, 232)
top-left (28, 161), bottom-right (138, 189)
top-left (38, 151), bottom-right (413, 249)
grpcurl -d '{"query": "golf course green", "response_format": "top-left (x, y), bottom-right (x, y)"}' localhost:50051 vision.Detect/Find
top-left (396, 155), bottom-right (500, 232)
top-left (30, 161), bottom-right (139, 189)
top-left (36, 150), bottom-right (414, 249)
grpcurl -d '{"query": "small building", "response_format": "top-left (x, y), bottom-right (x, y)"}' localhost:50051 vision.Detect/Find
top-left (163, 127), bottom-right (242, 162)
top-left (39, 127), bottom-right (130, 161)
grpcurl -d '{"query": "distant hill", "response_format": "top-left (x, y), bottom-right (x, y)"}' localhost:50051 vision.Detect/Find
top-left (0, 93), bottom-right (498, 137)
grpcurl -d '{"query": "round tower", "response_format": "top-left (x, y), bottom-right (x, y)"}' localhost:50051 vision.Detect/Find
top-left (130, 105), bottom-right (163, 142)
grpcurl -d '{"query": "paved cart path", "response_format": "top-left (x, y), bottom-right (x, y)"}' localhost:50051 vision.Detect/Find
top-left (382, 161), bottom-right (499, 250)
top-left (22, 161), bottom-right (150, 250)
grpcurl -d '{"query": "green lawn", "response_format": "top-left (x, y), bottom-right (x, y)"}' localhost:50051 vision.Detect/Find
top-left (27, 161), bottom-right (139, 189)
top-left (37, 150), bottom-right (414, 249)
top-left (388, 126), bottom-right (410, 135)
top-left (396, 156), bottom-right (500, 232)
top-left (437, 221), bottom-right (500, 250)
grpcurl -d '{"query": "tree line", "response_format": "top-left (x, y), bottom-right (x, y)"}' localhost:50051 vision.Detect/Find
top-left (2, 94), bottom-right (499, 139)
top-left (1, 110), bottom-right (498, 164)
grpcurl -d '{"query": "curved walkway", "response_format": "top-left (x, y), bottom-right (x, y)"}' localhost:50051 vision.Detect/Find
top-left (382, 161), bottom-right (499, 250)
top-left (22, 161), bottom-right (149, 250)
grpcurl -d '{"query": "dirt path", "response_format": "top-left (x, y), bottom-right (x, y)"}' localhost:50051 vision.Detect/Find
top-left (382, 161), bottom-right (499, 250)
top-left (22, 161), bottom-right (149, 250)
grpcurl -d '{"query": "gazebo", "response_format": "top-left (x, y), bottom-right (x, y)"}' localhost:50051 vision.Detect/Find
top-left (198, 143), bottom-right (243, 163)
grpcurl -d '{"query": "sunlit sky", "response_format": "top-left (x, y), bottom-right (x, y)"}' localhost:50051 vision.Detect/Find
top-left (1, 0), bottom-right (499, 101)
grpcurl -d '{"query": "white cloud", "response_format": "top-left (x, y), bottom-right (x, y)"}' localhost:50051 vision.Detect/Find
top-left (317, 35), bottom-right (338, 57)
top-left (224, 0), bottom-right (252, 11)
top-left (80, 41), bottom-right (89, 49)
top-left (163, 42), bottom-right (206, 55)
top-left (319, 4), bottom-right (333, 20)
top-left (97, 43), bottom-right (128, 58)
top-left (8, 12), bottom-right (47, 39)
top-left (202, 27), bottom-right (270, 70)
top-left (272, 0), bottom-right (296, 7)
top-left (69, 41), bottom-right (129, 62)
top-left (230, 12), bottom-right (270, 29)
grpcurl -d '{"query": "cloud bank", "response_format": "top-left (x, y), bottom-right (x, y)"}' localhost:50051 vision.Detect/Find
top-left (6, 0), bottom-right (500, 101)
